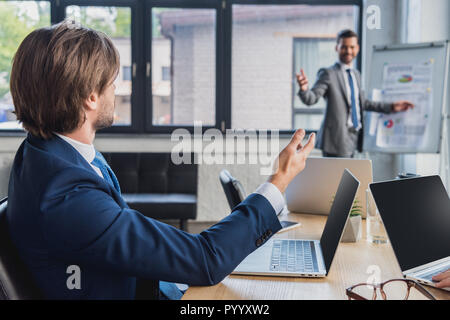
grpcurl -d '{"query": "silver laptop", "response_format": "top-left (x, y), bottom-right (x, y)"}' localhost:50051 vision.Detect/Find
top-left (285, 157), bottom-right (372, 218)
top-left (233, 169), bottom-right (360, 278)
top-left (370, 175), bottom-right (450, 291)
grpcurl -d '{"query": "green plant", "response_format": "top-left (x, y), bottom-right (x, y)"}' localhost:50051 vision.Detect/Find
top-left (330, 195), bottom-right (362, 217)
top-left (350, 198), bottom-right (363, 217)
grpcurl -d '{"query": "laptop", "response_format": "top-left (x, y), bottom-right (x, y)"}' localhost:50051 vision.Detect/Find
top-left (233, 169), bottom-right (360, 277)
top-left (285, 157), bottom-right (373, 218)
top-left (370, 175), bottom-right (450, 291)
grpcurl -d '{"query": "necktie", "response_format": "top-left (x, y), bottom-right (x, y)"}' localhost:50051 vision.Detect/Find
top-left (346, 69), bottom-right (359, 129)
top-left (91, 151), bottom-right (121, 193)
top-left (159, 281), bottom-right (184, 300)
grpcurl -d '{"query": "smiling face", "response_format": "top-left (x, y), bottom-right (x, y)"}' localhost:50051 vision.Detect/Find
top-left (336, 36), bottom-right (360, 65)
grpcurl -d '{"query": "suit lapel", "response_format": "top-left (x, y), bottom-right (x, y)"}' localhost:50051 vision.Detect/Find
top-left (333, 63), bottom-right (350, 109)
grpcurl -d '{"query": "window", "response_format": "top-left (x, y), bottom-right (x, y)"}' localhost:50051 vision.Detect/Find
top-left (151, 7), bottom-right (216, 127)
top-left (0, 1), bottom-right (51, 130)
top-left (123, 66), bottom-right (132, 81)
top-left (231, 4), bottom-right (358, 131)
top-left (161, 66), bottom-right (170, 81)
top-left (0, 0), bottom-right (361, 134)
top-left (293, 37), bottom-right (337, 130)
top-left (66, 5), bottom-right (132, 127)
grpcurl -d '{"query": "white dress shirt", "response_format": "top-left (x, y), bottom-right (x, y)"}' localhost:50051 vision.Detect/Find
top-left (254, 182), bottom-right (286, 216)
top-left (339, 62), bottom-right (362, 130)
top-left (54, 133), bottom-right (285, 216)
top-left (54, 133), bottom-right (103, 178)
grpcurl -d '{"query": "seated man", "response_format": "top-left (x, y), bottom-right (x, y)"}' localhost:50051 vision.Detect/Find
top-left (6, 21), bottom-right (315, 299)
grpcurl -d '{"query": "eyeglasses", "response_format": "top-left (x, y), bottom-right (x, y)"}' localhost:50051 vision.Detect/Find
top-left (346, 279), bottom-right (436, 300)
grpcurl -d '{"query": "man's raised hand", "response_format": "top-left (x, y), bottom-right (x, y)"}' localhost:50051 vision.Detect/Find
top-left (296, 69), bottom-right (309, 92)
top-left (269, 129), bottom-right (315, 193)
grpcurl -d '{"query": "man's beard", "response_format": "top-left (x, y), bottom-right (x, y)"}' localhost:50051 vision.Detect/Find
top-left (94, 100), bottom-right (115, 130)
top-left (339, 53), bottom-right (354, 64)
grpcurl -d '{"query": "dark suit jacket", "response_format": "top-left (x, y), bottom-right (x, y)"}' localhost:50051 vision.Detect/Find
top-left (6, 134), bottom-right (282, 299)
top-left (298, 62), bottom-right (393, 155)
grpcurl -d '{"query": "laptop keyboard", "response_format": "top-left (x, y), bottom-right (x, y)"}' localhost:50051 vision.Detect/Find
top-left (270, 239), bottom-right (319, 273)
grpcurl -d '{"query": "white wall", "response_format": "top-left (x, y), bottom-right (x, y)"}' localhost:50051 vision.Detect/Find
top-left (420, 0), bottom-right (450, 42)
top-left (362, 0), bottom-right (403, 181)
top-left (406, 0), bottom-right (450, 188)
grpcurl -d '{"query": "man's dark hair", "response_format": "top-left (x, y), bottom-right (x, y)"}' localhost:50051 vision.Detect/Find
top-left (336, 29), bottom-right (358, 44)
top-left (10, 20), bottom-right (120, 139)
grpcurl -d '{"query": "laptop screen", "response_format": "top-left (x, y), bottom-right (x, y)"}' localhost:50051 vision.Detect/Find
top-left (320, 169), bottom-right (360, 273)
top-left (370, 176), bottom-right (450, 272)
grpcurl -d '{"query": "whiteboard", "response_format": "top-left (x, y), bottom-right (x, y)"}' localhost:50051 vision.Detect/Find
top-left (363, 41), bottom-right (449, 153)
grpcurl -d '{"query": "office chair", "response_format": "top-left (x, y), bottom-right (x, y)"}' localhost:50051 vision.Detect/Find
top-left (219, 170), bottom-right (299, 231)
top-left (0, 197), bottom-right (43, 299)
top-left (219, 169), bottom-right (247, 209)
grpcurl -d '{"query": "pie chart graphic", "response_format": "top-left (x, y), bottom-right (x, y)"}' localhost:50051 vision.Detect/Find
top-left (384, 119), bottom-right (394, 129)
top-left (398, 75), bottom-right (413, 83)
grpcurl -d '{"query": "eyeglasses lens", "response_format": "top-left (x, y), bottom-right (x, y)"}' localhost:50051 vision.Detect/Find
top-left (382, 280), bottom-right (410, 300)
top-left (351, 284), bottom-right (379, 300)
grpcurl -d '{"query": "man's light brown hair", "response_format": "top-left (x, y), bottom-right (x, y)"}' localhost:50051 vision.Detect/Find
top-left (10, 20), bottom-right (120, 139)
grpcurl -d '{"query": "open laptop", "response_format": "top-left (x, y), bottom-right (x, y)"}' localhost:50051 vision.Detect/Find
top-left (233, 169), bottom-right (359, 277)
top-left (285, 157), bottom-right (372, 218)
top-left (370, 175), bottom-right (450, 291)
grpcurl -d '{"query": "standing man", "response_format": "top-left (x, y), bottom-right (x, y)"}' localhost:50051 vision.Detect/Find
top-left (6, 21), bottom-right (315, 299)
top-left (296, 29), bottom-right (413, 158)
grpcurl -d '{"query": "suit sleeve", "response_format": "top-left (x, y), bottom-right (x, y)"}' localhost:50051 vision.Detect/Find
top-left (361, 89), bottom-right (393, 114)
top-left (40, 168), bottom-right (282, 286)
top-left (298, 68), bottom-right (330, 106)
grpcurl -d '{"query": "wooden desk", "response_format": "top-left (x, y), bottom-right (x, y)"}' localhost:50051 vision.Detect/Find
top-left (183, 213), bottom-right (450, 300)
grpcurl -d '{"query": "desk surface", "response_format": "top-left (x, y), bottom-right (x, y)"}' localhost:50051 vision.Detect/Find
top-left (183, 213), bottom-right (450, 300)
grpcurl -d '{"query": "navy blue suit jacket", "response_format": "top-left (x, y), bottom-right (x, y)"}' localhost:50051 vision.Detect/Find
top-left (6, 134), bottom-right (282, 299)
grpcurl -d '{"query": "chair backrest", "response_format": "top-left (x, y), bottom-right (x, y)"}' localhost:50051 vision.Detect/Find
top-left (219, 169), bottom-right (247, 210)
top-left (102, 153), bottom-right (198, 194)
top-left (0, 198), bottom-right (42, 300)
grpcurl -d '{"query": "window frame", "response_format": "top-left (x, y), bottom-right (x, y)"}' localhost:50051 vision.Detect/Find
top-left (0, 0), bottom-right (362, 136)
top-left (145, 0), bottom-right (224, 134)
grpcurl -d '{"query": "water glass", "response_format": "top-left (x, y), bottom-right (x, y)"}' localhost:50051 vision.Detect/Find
top-left (366, 189), bottom-right (388, 244)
